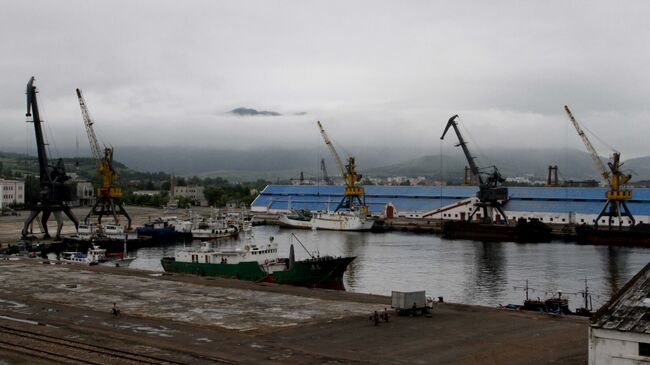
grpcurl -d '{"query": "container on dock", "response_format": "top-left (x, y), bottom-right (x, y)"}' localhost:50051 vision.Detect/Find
top-left (391, 290), bottom-right (426, 310)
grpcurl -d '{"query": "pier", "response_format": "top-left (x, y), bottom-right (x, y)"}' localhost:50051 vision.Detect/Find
top-left (0, 258), bottom-right (587, 364)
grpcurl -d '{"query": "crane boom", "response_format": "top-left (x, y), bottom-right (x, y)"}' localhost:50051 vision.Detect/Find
top-left (76, 89), bottom-right (102, 161)
top-left (441, 114), bottom-right (508, 224)
top-left (564, 105), bottom-right (609, 183)
top-left (441, 115), bottom-right (483, 185)
top-left (317, 121), bottom-right (346, 178)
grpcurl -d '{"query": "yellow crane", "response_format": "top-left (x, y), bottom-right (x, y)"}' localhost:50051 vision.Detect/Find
top-left (564, 105), bottom-right (634, 227)
top-left (77, 88), bottom-right (132, 228)
top-left (316, 121), bottom-right (368, 213)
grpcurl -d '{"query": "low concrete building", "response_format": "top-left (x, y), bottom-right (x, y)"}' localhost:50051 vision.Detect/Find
top-left (589, 261), bottom-right (650, 364)
top-left (132, 190), bottom-right (160, 197)
top-left (0, 179), bottom-right (25, 209)
top-left (174, 185), bottom-right (207, 206)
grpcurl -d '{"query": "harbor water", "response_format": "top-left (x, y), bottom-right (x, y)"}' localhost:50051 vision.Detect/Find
top-left (129, 226), bottom-right (650, 310)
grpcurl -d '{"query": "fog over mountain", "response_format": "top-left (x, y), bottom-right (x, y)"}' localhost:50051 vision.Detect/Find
top-left (6, 144), bottom-right (647, 182)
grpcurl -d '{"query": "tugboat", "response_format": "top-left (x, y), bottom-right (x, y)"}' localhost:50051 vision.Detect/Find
top-left (161, 236), bottom-right (355, 290)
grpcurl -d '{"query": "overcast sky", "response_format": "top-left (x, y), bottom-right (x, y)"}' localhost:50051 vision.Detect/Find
top-left (1, 1), bottom-right (649, 159)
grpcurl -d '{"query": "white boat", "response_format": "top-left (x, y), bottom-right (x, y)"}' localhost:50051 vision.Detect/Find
top-left (65, 223), bottom-right (138, 244)
top-left (191, 219), bottom-right (239, 240)
top-left (311, 209), bottom-right (374, 231)
top-left (104, 241), bottom-right (136, 268)
top-left (278, 208), bottom-right (374, 231)
top-left (60, 245), bottom-right (109, 265)
top-left (278, 210), bottom-right (313, 229)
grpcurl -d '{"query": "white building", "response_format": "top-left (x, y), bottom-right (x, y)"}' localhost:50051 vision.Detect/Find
top-left (0, 179), bottom-right (25, 209)
top-left (174, 185), bottom-right (208, 207)
top-left (589, 261), bottom-right (650, 364)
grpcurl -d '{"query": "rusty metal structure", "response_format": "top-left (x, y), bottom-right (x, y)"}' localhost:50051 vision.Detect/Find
top-left (21, 77), bottom-right (79, 239)
top-left (441, 115), bottom-right (508, 223)
top-left (564, 105), bottom-right (634, 227)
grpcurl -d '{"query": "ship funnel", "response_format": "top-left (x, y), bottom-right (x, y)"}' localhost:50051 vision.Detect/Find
top-left (289, 244), bottom-right (295, 270)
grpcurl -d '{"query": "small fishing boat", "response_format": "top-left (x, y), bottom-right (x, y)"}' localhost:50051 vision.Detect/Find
top-left (60, 244), bottom-right (109, 265)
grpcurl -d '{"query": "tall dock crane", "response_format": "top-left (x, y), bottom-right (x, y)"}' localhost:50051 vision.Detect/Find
top-left (316, 121), bottom-right (367, 213)
top-left (21, 77), bottom-right (79, 239)
top-left (76, 88), bottom-right (132, 228)
top-left (564, 105), bottom-right (634, 227)
top-left (441, 115), bottom-right (508, 223)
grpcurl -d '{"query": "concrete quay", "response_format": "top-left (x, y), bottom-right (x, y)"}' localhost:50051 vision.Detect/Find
top-left (0, 258), bottom-right (587, 364)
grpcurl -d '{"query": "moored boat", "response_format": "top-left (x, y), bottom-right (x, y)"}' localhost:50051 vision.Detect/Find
top-left (161, 239), bottom-right (355, 290)
top-left (441, 218), bottom-right (552, 243)
top-left (278, 208), bottom-right (374, 231)
top-left (311, 210), bottom-right (374, 231)
top-left (277, 210), bottom-right (313, 229)
top-left (575, 223), bottom-right (650, 247)
top-left (136, 216), bottom-right (192, 241)
top-left (60, 244), bottom-right (109, 265)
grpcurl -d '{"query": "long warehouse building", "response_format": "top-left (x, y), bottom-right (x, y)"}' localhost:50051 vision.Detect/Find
top-left (251, 185), bottom-right (650, 226)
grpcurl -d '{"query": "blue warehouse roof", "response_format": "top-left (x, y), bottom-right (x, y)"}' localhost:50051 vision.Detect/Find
top-left (251, 185), bottom-right (650, 216)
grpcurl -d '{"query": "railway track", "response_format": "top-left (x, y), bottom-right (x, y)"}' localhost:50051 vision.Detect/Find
top-left (0, 324), bottom-right (188, 364)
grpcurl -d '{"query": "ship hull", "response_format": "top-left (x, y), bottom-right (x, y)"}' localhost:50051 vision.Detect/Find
top-left (311, 212), bottom-right (374, 231)
top-left (441, 220), bottom-right (552, 243)
top-left (575, 224), bottom-right (650, 247)
top-left (160, 256), bottom-right (355, 290)
top-left (277, 214), bottom-right (313, 229)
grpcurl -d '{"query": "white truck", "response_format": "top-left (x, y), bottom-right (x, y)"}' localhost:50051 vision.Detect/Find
top-left (391, 290), bottom-right (427, 315)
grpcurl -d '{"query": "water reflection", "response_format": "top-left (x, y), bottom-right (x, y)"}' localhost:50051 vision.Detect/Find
top-left (601, 246), bottom-right (626, 297)
top-left (473, 242), bottom-right (506, 302)
top-left (128, 227), bottom-right (650, 310)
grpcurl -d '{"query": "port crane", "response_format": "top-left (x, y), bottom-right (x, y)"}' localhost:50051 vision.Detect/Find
top-left (316, 121), bottom-right (367, 213)
top-left (76, 88), bottom-right (132, 228)
top-left (21, 77), bottom-right (79, 239)
top-left (441, 115), bottom-right (508, 223)
top-left (320, 158), bottom-right (332, 185)
top-left (564, 105), bottom-right (634, 227)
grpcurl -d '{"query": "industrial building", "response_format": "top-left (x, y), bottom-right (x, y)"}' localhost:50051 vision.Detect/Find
top-left (174, 185), bottom-right (208, 207)
top-left (589, 261), bottom-right (650, 364)
top-left (251, 185), bottom-right (650, 226)
top-left (0, 179), bottom-right (25, 209)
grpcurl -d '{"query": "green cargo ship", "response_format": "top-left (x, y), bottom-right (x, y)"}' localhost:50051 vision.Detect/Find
top-left (161, 240), bottom-right (355, 290)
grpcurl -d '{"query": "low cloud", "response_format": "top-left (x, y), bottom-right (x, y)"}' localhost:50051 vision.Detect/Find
top-left (230, 107), bottom-right (281, 117)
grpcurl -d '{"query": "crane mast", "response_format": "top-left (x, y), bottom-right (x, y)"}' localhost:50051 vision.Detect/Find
top-left (564, 105), bottom-right (634, 227)
top-left (76, 88), bottom-right (132, 228)
top-left (316, 121), bottom-right (367, 213)
top-left (320, 158), bottom-right (332, 185)
top-left (441, 115), bottom-right (508, 224)
top-left (564, 106), bottom-right (609, 183)
top-left (21, 77), bottom-right (79, 239)
top-left (317, 121), bottom-right (346, 178)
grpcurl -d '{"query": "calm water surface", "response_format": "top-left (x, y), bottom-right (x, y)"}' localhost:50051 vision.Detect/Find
top-left (129, 226), bottom-right (650, 310)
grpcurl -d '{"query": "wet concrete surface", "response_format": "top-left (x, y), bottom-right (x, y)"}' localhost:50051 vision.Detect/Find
top-left (0, 258), bottom-right (588, 364)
